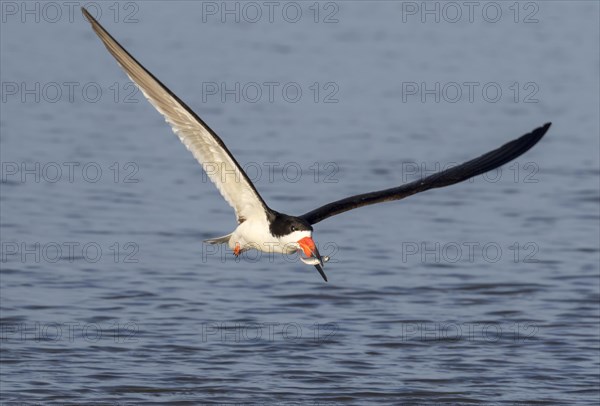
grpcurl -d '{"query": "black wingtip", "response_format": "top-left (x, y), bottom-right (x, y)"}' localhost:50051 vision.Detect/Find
top-left (541, 122), bottom-right (552, 133)
top-left (523, 122), bottom-right (551, 149)
top-left (315, 264), bottom-right (328, 282)
top-left (535, 122), bottom-right (552, 139)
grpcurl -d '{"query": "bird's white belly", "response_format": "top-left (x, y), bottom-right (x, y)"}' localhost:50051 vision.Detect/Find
top-left (229, 217), bottom-right (294, 254)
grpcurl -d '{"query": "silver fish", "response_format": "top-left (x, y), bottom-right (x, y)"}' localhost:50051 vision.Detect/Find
top-left (300, 255), bottom-right (330, 266)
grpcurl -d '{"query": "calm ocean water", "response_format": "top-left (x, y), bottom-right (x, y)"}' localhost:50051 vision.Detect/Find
top-left (1, 1), bottom-right (599, 404)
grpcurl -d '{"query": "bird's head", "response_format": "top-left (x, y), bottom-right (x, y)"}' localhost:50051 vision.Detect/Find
top-left (271, 215), bottom-right (318, 257)
top-left (269, 213), bottom-right (327, 281)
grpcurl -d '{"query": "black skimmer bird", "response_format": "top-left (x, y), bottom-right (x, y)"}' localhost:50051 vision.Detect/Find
top-left (83, 8), bottom-right (551, 282)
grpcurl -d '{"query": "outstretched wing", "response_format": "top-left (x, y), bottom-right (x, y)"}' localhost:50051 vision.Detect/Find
top-left (82, 8), bottom-right (269, 223)
top-left (300, 123), bottom-right (551, 225)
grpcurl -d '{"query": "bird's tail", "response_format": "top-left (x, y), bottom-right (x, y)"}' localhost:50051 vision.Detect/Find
top-left (204, 233), bottom-right (232, 245)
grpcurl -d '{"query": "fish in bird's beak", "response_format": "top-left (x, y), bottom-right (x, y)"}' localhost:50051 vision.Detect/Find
top-left (297, 236), bottom-right (328, 282)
